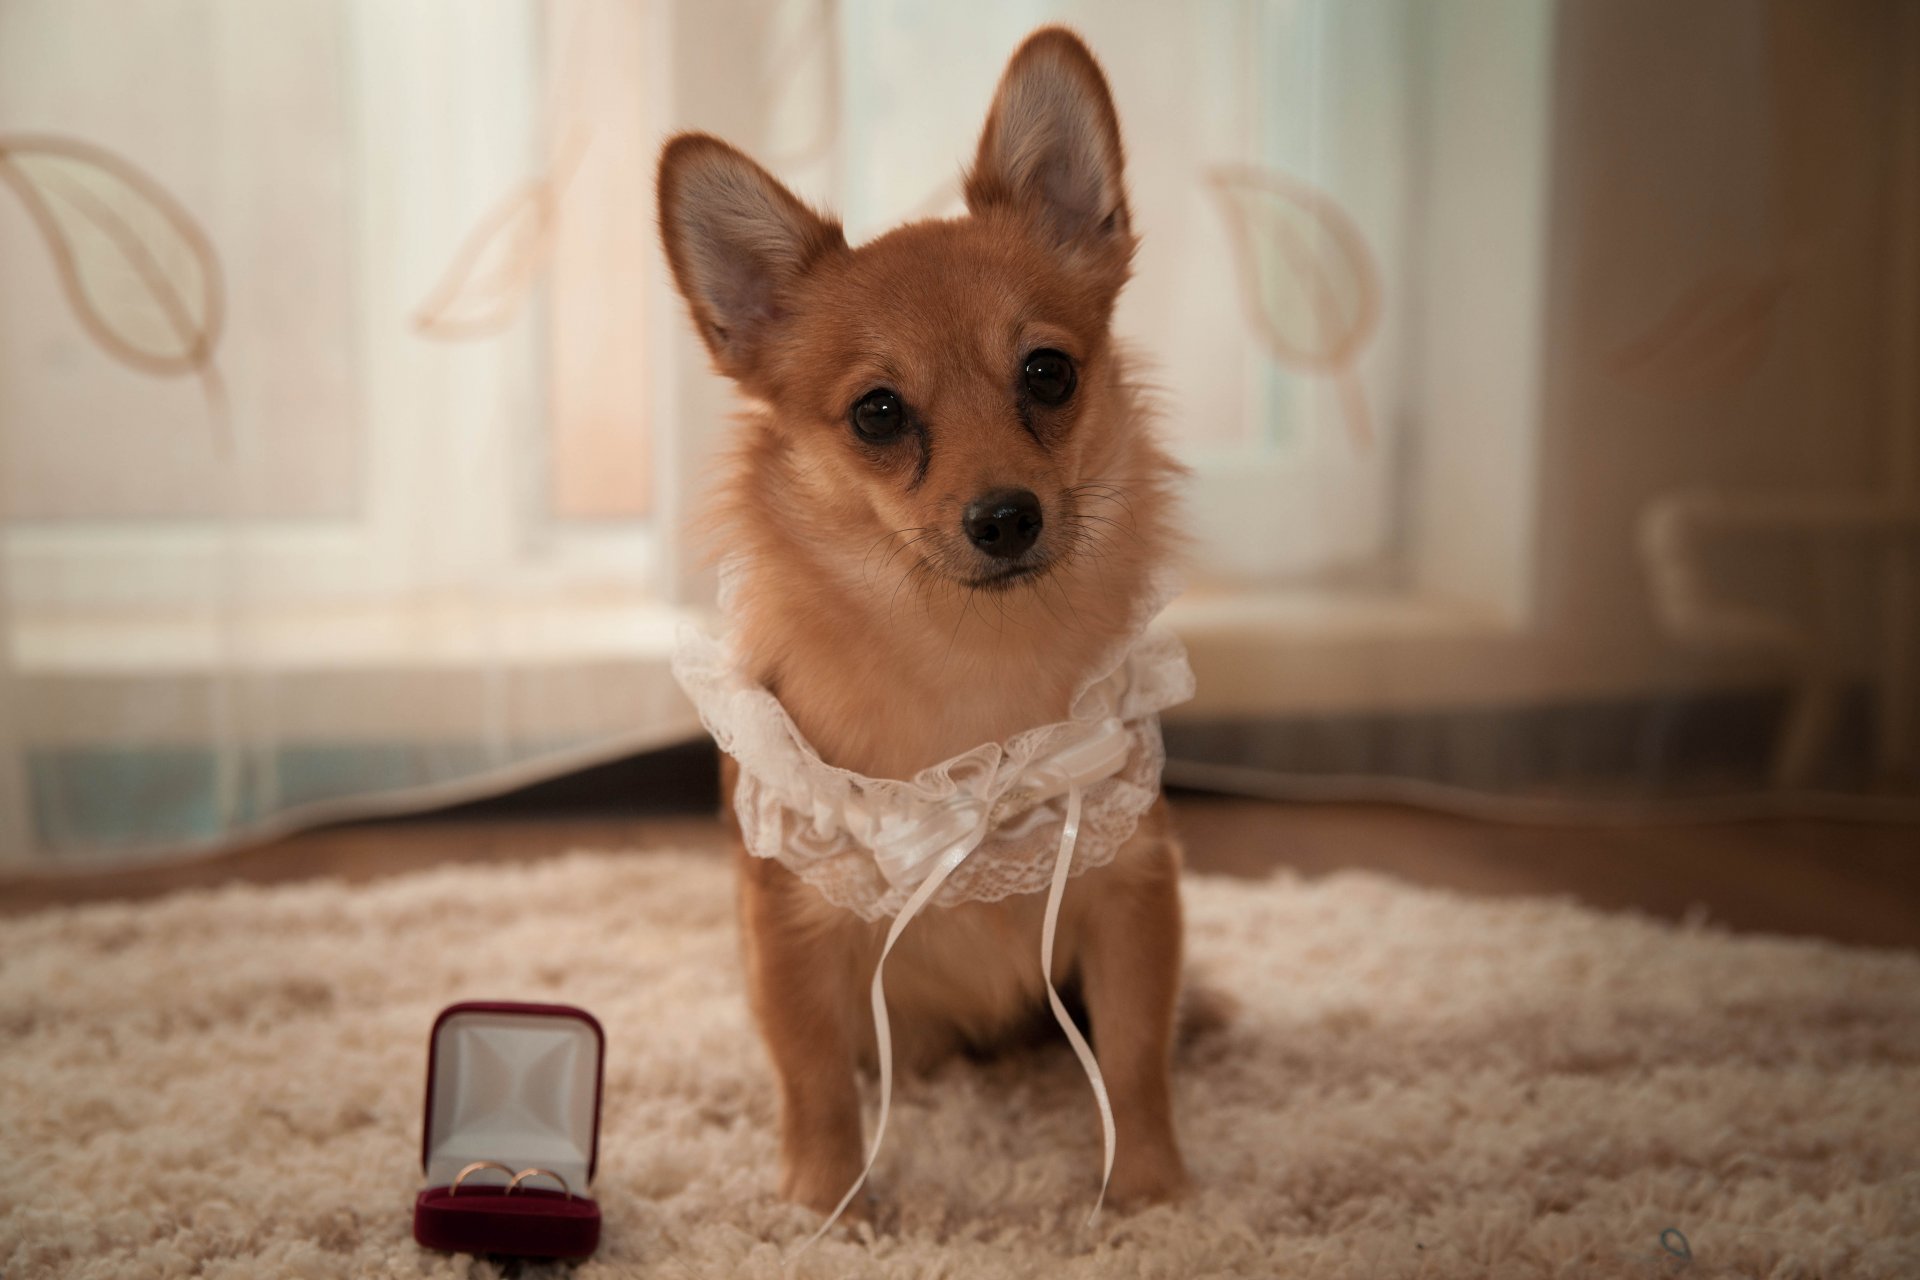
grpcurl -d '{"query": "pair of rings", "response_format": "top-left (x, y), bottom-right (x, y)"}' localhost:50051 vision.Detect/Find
top-left (450, 1160), bottom-right (572, 1201)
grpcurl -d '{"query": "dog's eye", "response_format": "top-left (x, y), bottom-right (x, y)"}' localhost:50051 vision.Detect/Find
top-left (850, 389), bottom-right (906, 442)
top-left (1023, 349), bottom-right (1076, 406)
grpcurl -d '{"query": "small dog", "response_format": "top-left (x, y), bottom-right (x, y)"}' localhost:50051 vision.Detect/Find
top-left (657, 27), bottom-right (1189, 1218)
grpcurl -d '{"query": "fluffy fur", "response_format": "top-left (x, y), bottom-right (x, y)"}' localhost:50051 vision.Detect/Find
top-left (657, 28), bottom-right (1191, 1217)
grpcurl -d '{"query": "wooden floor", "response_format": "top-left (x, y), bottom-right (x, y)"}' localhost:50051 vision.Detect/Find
top-left (3, 802), bottom-right (1920, 951)
top-left (4, 796), bottom-right (1917, 949)
top-left (1172, 799), bottom-right (1920, 949)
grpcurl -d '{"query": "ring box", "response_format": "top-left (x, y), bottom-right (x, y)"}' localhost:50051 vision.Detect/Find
top-left (413, 1001), bottom-right (606, 1260)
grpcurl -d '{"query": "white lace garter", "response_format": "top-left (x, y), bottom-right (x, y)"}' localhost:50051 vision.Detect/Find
top-left (671, 595), bottom-right (1194, 1243)
top-left (672, 618), bottom-right (1193, 920)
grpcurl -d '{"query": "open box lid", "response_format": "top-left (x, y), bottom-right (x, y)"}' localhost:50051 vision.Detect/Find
top-left (421, 1002), bottom-right (606, 1193)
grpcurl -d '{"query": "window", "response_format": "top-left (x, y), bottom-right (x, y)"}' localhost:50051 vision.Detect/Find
top-left (2, 0), bottom-right (658, 619)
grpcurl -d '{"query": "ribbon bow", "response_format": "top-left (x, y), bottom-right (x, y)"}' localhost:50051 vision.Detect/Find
top-left (848, 716), bottom-right (1133, 892)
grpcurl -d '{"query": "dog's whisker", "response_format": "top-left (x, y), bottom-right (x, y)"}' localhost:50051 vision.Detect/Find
top-left (1049, 572), bottom-right (1088, 638)
top-left (1055, 523), bottom-right (1117, 565)
top-left (864, 525), bottom-right (938, 591)
top-left (880, 530), bottom-right (941, 582)
top-left (969, 586), bottom-right (994, 637)
top-left (1031, 572), bottom-right (1081, 638)
top-left (1067, 479), bottom-right (1140, 517)
top-left (941, 584), bottom-right (977, 673)
top-left (1066, 512), bottom-right (1139, 545)
top-left (887, 554), bottom-right (928, 624)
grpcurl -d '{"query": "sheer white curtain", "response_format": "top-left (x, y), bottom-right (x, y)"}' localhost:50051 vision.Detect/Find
top-left (0, 0), bottom-right (694, 864)
top-left (4, 0), bottom-right (1916, 867)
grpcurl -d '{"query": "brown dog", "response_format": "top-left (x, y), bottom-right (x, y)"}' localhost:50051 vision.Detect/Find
top-left (657, 26), bottom-right (1188, 1219)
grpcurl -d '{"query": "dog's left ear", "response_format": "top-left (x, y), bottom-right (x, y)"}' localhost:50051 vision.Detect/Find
top-left (965, 27), bottom-right (1132, 264)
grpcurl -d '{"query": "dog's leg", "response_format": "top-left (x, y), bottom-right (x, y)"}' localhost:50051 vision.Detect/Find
top-left (1075, 815), bottom-right (1189, 1209)
top-left (737, 851), bottom-right (869, 1218)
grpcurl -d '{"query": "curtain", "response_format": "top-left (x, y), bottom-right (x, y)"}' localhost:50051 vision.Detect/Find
top-left (1164, 0), bottom-right (1920, 818)
top-left (0, 0), bottom-right (695, 865)
top-left (3, 0), bottom-right (1915, 867)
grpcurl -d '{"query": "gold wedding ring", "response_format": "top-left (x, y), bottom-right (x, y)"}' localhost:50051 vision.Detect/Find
top-left (505, 1166), bottom-right (572, 1200)
top-left (449, 1160), bottom-right (515, 1195)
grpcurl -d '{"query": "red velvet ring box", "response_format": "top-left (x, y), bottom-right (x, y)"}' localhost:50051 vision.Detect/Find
top-left (413, 1001), bottom-right (606, 1260)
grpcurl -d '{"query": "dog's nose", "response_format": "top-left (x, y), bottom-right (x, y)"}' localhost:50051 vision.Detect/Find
top-left (963, 489), bottom-right (1043, 559)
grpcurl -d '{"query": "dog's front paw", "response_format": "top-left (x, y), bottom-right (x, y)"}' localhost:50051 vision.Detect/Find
top-left (782, 1162), bottom-right (872, 1224)
top-left (1106, 1151), bottom-right (1189, 1212)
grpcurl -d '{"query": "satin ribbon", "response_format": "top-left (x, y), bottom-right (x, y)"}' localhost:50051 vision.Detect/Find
top-left (1042, 784), bottom-right (1116, 1226)
top-left (852, 716), bottom-right (1132, 894)
top-left (801, 726), bottom-right (1128, 1250)
top-left (857, 795), bottom-right (990, 892)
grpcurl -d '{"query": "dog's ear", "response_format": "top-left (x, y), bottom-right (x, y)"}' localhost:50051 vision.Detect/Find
top-left (965, 27), bottom-right (1131, 261)
top-left (657, 133), bottom-right (845, 387)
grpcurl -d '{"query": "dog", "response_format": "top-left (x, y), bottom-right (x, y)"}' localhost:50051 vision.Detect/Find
top-left (656, 26), bottom-right (1189, 1220)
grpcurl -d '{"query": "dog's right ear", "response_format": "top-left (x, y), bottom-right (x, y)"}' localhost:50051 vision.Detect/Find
top-left (656, 133), bottom-right (845, 388)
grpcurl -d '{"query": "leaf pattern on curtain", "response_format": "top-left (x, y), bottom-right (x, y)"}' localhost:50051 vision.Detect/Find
top-left (1608, 268), bottom-right (1785, 401)
top-left (412, 132), bottom-right (589, 341)
top-left (0, 133), bottom-right (228, 442)
top-left (759, 0), bottom-right (838, 171)
top-left (1207, 164), bottom-right (1382, 450)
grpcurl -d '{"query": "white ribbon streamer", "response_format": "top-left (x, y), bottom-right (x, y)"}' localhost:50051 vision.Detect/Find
top-left (1042, 784), bottom-right (1115, 1227)
top-left (801, 806), bottom-right (994, 1249)
top-left (801, 779), bottom-right (1116, 1248)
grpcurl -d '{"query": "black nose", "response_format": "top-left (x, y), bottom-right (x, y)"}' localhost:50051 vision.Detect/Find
top-left (963, 488), bottom-right (1043, 560)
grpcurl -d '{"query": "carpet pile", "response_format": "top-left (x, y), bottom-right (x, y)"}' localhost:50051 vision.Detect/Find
top-left (2, 849), bottom-right (1916, 1278)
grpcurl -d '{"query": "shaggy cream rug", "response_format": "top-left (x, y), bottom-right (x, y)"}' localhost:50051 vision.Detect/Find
top-left (2, 850), bottom-right (1917, 1280)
